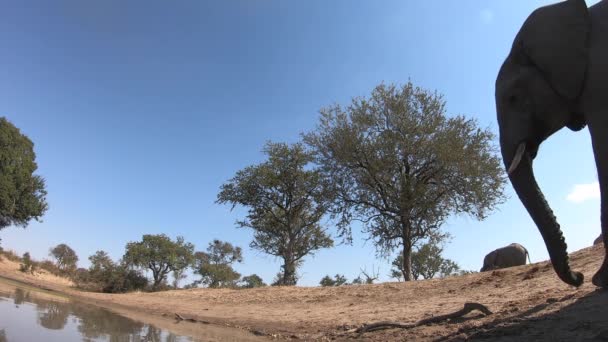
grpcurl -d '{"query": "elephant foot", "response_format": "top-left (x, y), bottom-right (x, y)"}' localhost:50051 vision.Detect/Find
top-left (592, 261), bottom-right (608, 288)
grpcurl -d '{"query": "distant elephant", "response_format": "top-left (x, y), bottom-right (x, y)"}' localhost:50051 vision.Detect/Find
top-left (594, 234), bottom-right (604, 246)
top-left (495, 0), bottom-right (608, 287)
top-left (480, 243), bottom-right (531, 272)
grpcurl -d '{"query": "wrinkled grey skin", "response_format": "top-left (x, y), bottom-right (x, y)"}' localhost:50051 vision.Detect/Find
top-left (496, 0), bottom-right (608, 287)
top-left (595, 234), bottom-right (604, 246)
top-left (480, 243), bottom-right (531, 272)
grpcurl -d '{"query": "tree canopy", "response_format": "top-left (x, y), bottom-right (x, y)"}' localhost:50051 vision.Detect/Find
top-left (49, 243), bottom-right (78, 274)
top-left (192, 239), bottom-right (243, 288)
top-left (123, 234), bottom-right (194, 289)
top-left (217, 142), bottom-right (333, 285)
top-left (0, 117), bottom-right (48, 230)
top-left (304, 82), bottom-right (506, 281)
top-left (319, 274), bottom-right (348, 287)
top-left (390, 237), bottom-right (460, 280)
top-left (240, 274), bottom-right (266, 288)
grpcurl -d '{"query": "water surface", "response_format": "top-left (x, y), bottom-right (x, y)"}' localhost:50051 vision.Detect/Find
top-left (0, 281), bottom-right (192, 341)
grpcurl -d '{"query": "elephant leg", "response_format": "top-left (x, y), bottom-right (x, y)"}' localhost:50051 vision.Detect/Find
top-left (588, 114), bottom-right (608, 287)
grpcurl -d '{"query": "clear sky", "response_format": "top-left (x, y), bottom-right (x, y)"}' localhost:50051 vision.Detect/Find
top-left (1, 0), bottom-right (603, 286)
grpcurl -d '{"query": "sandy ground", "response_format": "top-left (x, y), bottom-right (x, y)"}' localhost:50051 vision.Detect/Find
top-left (2, 245), bottom-right (608, 341)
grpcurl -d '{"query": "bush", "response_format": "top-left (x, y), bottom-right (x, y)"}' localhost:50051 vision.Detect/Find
top-left (19, 252), bottom-right (34, 273)
top-left (240, 274), bottom-right (266, 289)
top-left (38, 260), bottom-right (63, 276)
top-left (73, 251), bottom-right (149, 294)
top-left (101, 266), bottom-right (148, 293)
top-left (319, 274), bottom-right (348, 287)
top-left (1, 249), bottom-right (22, 262)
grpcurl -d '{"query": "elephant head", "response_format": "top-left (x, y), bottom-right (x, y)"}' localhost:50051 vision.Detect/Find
top-left (495, 0), bottom-right (590, 286)
top-left (480, 250), bottom-right (498, 272)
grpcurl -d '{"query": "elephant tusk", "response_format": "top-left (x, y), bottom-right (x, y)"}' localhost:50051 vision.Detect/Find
top-left (507, 143), bottom-right (526, 175)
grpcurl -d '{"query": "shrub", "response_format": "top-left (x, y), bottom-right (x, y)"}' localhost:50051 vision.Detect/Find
top-left (240, 274), bottom-right (266, 288)
top-left (19, 252), bottom-right (34, 273)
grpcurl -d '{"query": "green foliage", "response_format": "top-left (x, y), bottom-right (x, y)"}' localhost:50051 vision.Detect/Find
top-left (38, 260), bottom-right (62, 276)
top-left (192, 240), bottom-right (242, 288)
top-left (240, 274), bottom-right (266, 288)
top-left (19, 252), bottom-right (34, 273)
top-left (271, 267), bottom-right (301, 286)
top-left (390, 238), bottom-right (460, 280)
top-left (0, 117), bottom-right (48, 229)
top-left (217, 142), bottom-right (333, 286)
top-left (304, 82), bottom-right (506, 281)
top-left (74, 250), bottom-right (148, 293)
top-left (319, 274), bottom-right (348, 287)
top-left (49, 243), bottom-right (78, 274)
top-left (172, 268), bottom-right (187, 289)
top-left (123, 234), bottom-right (194, 289)
top-left (350, 276), bottom-right (363, 285)
top-left (100, 266), bottom-right (148, 293)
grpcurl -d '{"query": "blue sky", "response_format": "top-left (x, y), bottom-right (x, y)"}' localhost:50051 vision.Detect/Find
top-left (1, 0), bottom-right (602, 286)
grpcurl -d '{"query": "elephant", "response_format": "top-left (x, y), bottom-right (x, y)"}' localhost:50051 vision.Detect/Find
top-left (480, 243), bottom-right (531, 272)
top-left (595, 233), bottom-right (604, 246)
top-left (495, 0), bottom-right (608, 287)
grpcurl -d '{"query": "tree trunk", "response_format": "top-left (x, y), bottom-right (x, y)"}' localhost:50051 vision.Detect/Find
top-left (400, 219), bottom-right (413, 281)
top-left (400, 243), bottom-right (413, 281)
top-left (282, 256), bottom-right (297, 286)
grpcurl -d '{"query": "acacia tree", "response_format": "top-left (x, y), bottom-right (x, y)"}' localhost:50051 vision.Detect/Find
top-left (217, 142), bottom-right (333, 285)
top-left (49, 243), bottom-right (79, 274)
top-left (304, 82), bottom-right (505, 281)
top-left (390, 237), bottom-right (460, 280)
top-left (192, 239), bottom-right (243, 288)
top-left (123, 234), bottom-right (194, 289)
top-left (0, 117), bottom-right (48, 230)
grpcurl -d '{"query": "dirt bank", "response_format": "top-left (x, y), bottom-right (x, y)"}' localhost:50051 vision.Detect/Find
top-left (2, 245), bottom-right (608, 341)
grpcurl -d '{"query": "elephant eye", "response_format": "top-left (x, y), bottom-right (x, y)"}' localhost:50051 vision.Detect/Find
top-left (508, 94), bottom-right (518, 104)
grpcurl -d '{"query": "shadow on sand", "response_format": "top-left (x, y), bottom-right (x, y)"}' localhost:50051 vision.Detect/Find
top-left (438, 289), bottom-right (608, 341)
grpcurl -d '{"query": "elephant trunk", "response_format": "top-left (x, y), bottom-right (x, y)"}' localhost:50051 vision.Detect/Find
top-left (505, 145), bottom-right (583, 286)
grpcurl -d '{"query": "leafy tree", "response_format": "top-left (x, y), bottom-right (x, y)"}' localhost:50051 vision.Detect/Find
top-left (390, 238), bottom-right (460, 280)
top-left (192, 240), bottom-right (242, 288)
top-left (439, 259), bottom-right (460, 278)
top-left (319, 274), bottom-right (348, 287)
top-left (0, 117), bottom-right (48, 230)
top-left (89, 250), bottom-right (114, 274)
top-left (123, 234), bottom-right (194, 289)
top-left (319, 275), bottom-right (335, 287)
top-left (217, 142), bottom-right (334, 286)
top-left (240, 274), bottom-right (266, 288)
top-left (86, 250), bottom-right (115, 284)
top-left (172, 268), bottom-right (187, 288)
top-left (76, 250), bottom-right (148, 293)
top-left (49, 244), bottom-right (78, 274)
top-left (19, 252), bottom-right (34, 273)
top-left (304, 82), bottom-right (506, 281)
top-left (101, 265), bottom-right (148, 293)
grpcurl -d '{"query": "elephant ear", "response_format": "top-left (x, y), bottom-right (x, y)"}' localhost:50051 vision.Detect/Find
top-left (512, 0), bottom-right (590, 102)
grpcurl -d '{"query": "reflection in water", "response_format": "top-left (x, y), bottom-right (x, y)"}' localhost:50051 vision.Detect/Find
top-left (13, 288), bottom-right (31, 306)
top-left (38, 301), bottom-right (70, 330)
top-left (72, 303), bottom-right (144, 340)
top-left (0, 285), bottom-right (192, 341)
